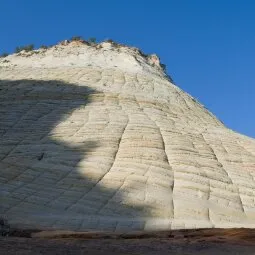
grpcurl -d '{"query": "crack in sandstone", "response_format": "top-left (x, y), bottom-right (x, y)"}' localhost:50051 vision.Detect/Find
top-left (65, 107), bottom-right (130, 213)
top-left (235, 140), bottom-right (255, 185)
top-left (96, 116), bottom-right (130, 214)
top-left (201, 132), bottom-right (245, 213)
top-left (135, 97), bottom-right (174, 218)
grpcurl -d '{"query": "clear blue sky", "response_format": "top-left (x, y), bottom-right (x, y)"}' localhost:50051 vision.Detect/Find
top-left (1, 0), bottom-right (254, 138)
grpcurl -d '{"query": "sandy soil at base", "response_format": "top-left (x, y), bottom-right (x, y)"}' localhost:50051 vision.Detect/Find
top-left (1, 228), bottom-right (255, 254)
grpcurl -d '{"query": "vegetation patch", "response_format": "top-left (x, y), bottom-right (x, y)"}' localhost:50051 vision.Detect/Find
top-left (15, 44), bottom-right (34, 53)
top-left (0, 52), bottom-right (9, 58)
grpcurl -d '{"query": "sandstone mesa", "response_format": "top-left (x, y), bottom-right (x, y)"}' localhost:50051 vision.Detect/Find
top-left (0, 40), bottom-right (255, 232)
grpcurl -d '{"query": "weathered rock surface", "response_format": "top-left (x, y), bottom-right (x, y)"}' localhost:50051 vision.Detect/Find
top-left (1, 41), bottom-right (255, 231)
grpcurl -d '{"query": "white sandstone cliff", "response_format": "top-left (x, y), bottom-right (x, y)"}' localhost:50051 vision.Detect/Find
top-left (0, 41), bottom-right (255, 231)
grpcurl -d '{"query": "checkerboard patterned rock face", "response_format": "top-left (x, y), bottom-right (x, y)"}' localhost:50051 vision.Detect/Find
top-left (1, 42), bottom-right (255, 231)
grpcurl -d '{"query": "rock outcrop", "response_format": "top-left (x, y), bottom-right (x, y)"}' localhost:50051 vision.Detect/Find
top-left (1, 41), bottom-right (255, 231)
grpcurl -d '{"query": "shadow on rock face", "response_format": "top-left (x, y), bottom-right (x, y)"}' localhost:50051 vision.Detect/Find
top-left (0, 79), bottom-right (150, 232)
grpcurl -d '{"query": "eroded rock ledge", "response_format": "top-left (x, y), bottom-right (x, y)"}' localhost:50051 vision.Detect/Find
top-left (0, 40), bottom-right (172, 82)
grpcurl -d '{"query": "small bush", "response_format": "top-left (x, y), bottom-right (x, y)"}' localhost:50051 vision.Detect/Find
top-left (40, 45), bottom-right (48, 49)
top-left (105, 39), bottom-right (114, 43)
top-left (15, 47), bottom-right (20, 53)
top-left (160, 63), bottom-right (167, 72)
top-left (88, 37), bottom-right (97, 44)
top-left (0, 52), bottom-right (9, 58)
top-left (70, 36), bottom-right (83, 41)
top-left (15, 44), bottom-right (34, 53)
top-left (105, 39), bottom-right (119, 47)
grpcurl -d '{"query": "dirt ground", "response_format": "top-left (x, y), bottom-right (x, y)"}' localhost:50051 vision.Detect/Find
top-left (1, 228), bottom-right (255, 254)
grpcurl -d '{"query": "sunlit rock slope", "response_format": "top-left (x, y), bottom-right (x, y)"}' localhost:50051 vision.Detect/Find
top-left (1, 40), bottom-right (255, 231)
